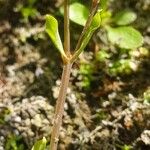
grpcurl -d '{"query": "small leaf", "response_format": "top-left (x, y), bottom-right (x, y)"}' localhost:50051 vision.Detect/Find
top-left (45, 15), bottom-right (67, 59)
top-left (79, 12), bottom-right (101, 50)
top-left (113, 10), bottom-right (137, 25)
top-left (107, 26), bottom-right (143, 49)
top-left (101, 0), bottom-right (108, 10)
top-left (31, 137), bottom-right (46, 150)
top-left (71, 12), bottom-right (101, 62)
top-left (69, 3), bottom-right (89, 26)
top-left (96, 49), bottom-right (110, 62)
top-left (21, 7), bottom-right (38, 19)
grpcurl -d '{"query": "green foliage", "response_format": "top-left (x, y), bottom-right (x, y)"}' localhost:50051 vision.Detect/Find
top-left (79, 63), bottom-right (94, 89)
top-left (69, 2), bottom-right (89, 26)
top-left (101, 0), bottom-right (109, 10)
top-left (80, 63), bottom-right (93, 75)
top-left (60, 2), bottom-right (89, 26)
top-left (65, 2), bottom-right (143, 52)
top-left (61, 2), bottom-right (102, 28)
top-left (113, 10), bottom-right (137, 25)
top-left (77, 12), bottom-right (101, 50)
top-left (45, 15), bottom-right (67, 60)
top-left (96, 49), bottom-right (110, 62)
top-left (5, 134), bottom-right (25, 150)
top-left (98, 1), bottom-right (143, 51)
top-left (71, 11), bottom-right (101, 61)
top-left (0, 107), bottom-right (11, 124)
top-left (144, 88), bottom-right (150, 104)
top-left (107, 26), bottom-right (143, 49)
top-left (95, 109), bottom-right (108, 122)
top-left (18, 0), bottom-right (38, 21)
top-left (116, 144), bottom-right (133, 150)
top-left (21, 7), bottom-right (38, 20)
top-left (108, 59), bottom-right (137, 75)
top-left (31, 137), bottom-right (47, 150)
top-left (47, 3), bottom-right (101, 62)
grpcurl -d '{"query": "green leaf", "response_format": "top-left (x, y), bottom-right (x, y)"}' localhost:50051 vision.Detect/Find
top-left (71, 12), bottom-right (101, 62)
top-left (101, 0), bottom-right (108, 10)
top-left (113, 10), bottom-right (137, 25)
top-left (69, 3), bottom-right (89, 26)
top-left (96, 49), bottom-right (110, 62)
top-left (107, 26), bottom-right (143, 49)
top-left (21, 7), bottom-right (38, 19)
top-left (31, 137), bottom-right (46, 150)
top-left (45, 15), bottom-right (67, 59)
top-left (79, 12), bottom-right (101, 51)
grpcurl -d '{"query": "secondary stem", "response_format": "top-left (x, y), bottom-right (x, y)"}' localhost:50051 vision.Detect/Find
top-left (70, 0), bottom-right (100, 63)
top-left (50, 63), bottom-right (72, 150)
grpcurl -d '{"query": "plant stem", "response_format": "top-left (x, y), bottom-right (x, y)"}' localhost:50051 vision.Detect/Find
top-left (50, 0), bottom-right (71, 150)
top-left (74, 0), bottom-right (99, 52)
top-left (64, 0), bottom-right (70, 56)
top-left (70, 0), bottom-right (100, 63)
top-left (50, 63), bottom-right (72, 150)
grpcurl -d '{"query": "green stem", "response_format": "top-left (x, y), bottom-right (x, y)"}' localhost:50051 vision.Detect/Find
top-left (70, 0), bottom-right (100, 63)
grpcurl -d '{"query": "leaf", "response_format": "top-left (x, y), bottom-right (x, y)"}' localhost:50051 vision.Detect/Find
top-left (96, 49), bottom-right (110, 62)
top-left (79, 12), bottom-right (101, 50)
top-left (21, 7), bottom-right (38, 19)
top-left (101, 0), bottom-right (108, 10)
top-left (107, 26), bottom-right (143, 49)
top-left (45, 15), bottom-right (67, 59)
top-left (113, 10), bottom-right (137, 25)
top-left (71, 12), bottom-right (101, 62)
top-left (31, 137), bottom-right (46, 150)
top-left (69, 3), bottom-right (89, 26)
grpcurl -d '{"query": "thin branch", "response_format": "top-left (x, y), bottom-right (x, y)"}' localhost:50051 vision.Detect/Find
top-left (71, 0), bottom-right (100, 62)
top-left (64, 0), bottom-right (71, 56)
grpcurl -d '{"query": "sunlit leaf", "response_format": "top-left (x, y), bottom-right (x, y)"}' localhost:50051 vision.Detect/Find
top-left (45, 15), bottom-right (67, 59)
top-left (71, 12), bottom-right (101, 61)
top-left (31, 137), bottom-right (46, 150)
top-left (107, 26), bottom-right (143, 49)
top-left (69, 3), bottom-right (89, 26)
top-left (79, 12), bottom-right (101, 51)
top-left (113, 10), bottom-right (137, 25)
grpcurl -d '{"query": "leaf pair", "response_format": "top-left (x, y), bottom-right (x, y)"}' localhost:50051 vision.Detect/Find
top-left (45, 2), bottom-right (101, 62)
top-left (106, 9), bottom-right (143, 49)
top-left (45, 2), bottom-right (143, 62)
